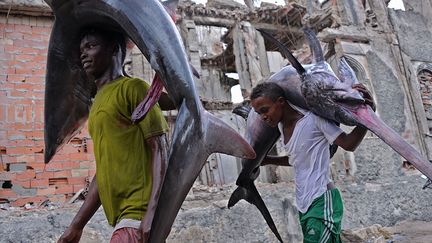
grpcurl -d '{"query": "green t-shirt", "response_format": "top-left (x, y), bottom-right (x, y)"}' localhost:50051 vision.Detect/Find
top-left (88, 76), bottom-right (169, 226)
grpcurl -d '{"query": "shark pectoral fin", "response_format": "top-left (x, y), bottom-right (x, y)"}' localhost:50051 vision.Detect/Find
top-left (190, 64), bottom-right (200, 79)
top-left (228, 183), bottom-right (284, 243)
top-left (353, 106), bottom-right (432, 180)
top-left (338, 57), bottom-right (359, 86)
top-left (131, 74), bottom-right (164, 124)
top-left (205, 111), bottom-right (256, 159)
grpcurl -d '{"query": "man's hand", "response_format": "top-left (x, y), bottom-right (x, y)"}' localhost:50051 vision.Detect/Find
top-left (57, 226), bottom-right (83, 243)
top-left (353, 83), bottom-right (376, 111)
top-left (137, 216), bottom-right (152, 243)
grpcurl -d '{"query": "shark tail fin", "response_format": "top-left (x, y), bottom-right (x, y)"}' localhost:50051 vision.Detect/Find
top-left (204, 111), bottom-right (256, 159)
top-left (228, 183), bottom-right (284, 243)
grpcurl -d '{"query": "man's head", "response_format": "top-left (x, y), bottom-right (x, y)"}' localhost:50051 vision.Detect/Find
top-left (250, 82), bottom-right (286, 127)
top-left (79, 27), bottom-right (126, 79)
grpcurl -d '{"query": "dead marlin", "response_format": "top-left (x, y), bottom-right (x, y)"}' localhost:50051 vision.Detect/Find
top-left (228, 28), bottom-right (432, 242)
top-left (43, 0), bottom-right (256, 242)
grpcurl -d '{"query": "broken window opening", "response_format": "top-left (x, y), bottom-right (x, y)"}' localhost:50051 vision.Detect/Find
top-left (387, 0), bottom-right (405, 11)
top-left (2, 181), bottom-right (12, 189)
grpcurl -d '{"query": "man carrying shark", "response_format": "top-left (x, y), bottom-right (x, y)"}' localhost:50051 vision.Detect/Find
top-left (250, 81), bottom-right (375, 242)
top-left (57, 27), bottom-right (169, 243)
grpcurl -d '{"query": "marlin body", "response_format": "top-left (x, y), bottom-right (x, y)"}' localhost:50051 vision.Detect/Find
top-left (43, 0), bottom-right (255, 242)
top-left (229, 28), bottom-right (432, 242)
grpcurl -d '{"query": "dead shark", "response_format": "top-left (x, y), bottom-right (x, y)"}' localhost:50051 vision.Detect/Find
top-left (43, 0), bottom-right (256, 242)
top-left (228, 28), bottom-right (432, 242)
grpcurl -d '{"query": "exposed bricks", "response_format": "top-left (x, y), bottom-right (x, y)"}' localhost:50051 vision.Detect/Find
top-left (0, 14), bottom-right (97, 206)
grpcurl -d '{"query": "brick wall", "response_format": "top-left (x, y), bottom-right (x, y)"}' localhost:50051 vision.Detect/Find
top-left (0, 14), bottom-right (95, 207)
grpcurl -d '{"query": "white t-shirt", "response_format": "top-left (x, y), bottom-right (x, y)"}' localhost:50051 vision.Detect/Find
top-left (279, 103), bottom-right (343, 213)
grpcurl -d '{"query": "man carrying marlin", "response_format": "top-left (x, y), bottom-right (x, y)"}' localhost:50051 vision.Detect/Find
top-left (250, 81), bottom-right (376, 242)
top-left (58, 26), bottom-right (169, 243)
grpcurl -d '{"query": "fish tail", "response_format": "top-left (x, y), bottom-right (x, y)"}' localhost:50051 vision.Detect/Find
top-left (228, 183), bottom-right (284, 243)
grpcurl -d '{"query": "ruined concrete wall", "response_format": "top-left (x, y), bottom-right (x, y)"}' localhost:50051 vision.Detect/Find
top-left (313, 0), bottom-right (432, 229)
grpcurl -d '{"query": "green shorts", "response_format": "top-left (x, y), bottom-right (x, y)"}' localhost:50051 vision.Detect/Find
top-left (298, 189), bottom-right (343, 243)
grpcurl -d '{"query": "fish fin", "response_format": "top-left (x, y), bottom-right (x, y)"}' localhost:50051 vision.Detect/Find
top-left (228, 183), bottom-right (284, 243)
top-left (233, 103), bottom-right (252, 120)
top-left (257, 29), bottom-right (305, 75)
top-left (161, 0), bottom-right (178, 22)
top-left (302, 27), bottom-right (324, 63)
top-left (150, 102), bottom-right (255, 241)
top-left (338, 57), bottom-right (359, 85)
top-left (190, 64), bottom-right (200, 79)
top-left (353, 106), bottom-right (432, 180)
top-left (205, 111), bottom-right (256, 159)
top-left (44, 21), bottom-right (94, 163)
top-left (227, 186), bottom-right (247, 208)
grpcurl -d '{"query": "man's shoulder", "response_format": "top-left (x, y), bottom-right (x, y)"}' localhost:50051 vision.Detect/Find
top-left (120, 77), bottom-right (150, 90)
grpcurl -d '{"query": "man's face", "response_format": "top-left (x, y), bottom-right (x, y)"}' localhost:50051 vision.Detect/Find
top-left (251, 96), bottom-right (284, 127)
top-left (79, 33), bottom-right (115, 79)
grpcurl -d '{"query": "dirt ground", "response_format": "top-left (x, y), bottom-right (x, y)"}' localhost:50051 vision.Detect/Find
top-left (0, 202), bottom-right (431, 243)
top-left (1, 182), bottom-right (431, 243)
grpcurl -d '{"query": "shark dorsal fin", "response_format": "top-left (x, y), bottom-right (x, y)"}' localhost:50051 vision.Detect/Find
top-left (303, 27), bottom-right (324, 63)
top-left (258, 29), bottom-right (306, 76)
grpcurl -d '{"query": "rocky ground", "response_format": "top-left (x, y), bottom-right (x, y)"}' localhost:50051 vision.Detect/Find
top-left (0, 182), bottom-right (431, 243)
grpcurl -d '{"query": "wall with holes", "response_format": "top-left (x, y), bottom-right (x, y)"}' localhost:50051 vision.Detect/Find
top-left (0, 14), bottom-right (95, 206)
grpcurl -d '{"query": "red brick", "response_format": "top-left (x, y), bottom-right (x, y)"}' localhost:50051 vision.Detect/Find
top-left (61, 161), bottom-right (81, 169)
top-left (15, 170), bottom-right (36, 180)
top-left (0, 172), bottom-right (16, 181)
top-left (15, 155), bottom-right (35, 164)
top-left (73, 184), bottom-right (86, 193)
top-left (69, 153), bottom-right (90, 161)
top-left (14, 25), bottom-right (32, 33)
top-left (88, 169), bottom-right (96, 177)
top-left (37, 187), bottom-right (56, 196)
top-left (25, 162), bottom-right (45, 172)
top-left (79, 161), bottom-right (94, 169)
top-left (7, 146), bottom-right (34, 155)
top-left (44, 162), bottom-right (63, 171)
top-left (11, 196), bottom-right (46, 207)
top-left (55, 185), bottom-right (74, 194)
top-left (68, 177), bottom-right (86, 185)
top-left (12, 179), bottom-right (31, 188)
top-left (31, 179), bottom-right (49, 188)
top-left (0, 189), bottom-right (17, 198)
top-left (35, 171), bottom-right (54, 179)
top-left (53, 170), bottom-right (72, 178)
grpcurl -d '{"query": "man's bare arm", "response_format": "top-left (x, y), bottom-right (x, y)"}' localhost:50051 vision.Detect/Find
top-left (138, 134), bottom-right (168, 242)
top-left (334, 83), bottom-right (375, 152)
top-left (58, 177), bottom-right (101, 243)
